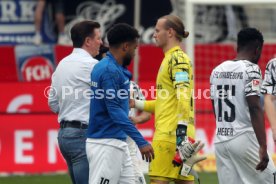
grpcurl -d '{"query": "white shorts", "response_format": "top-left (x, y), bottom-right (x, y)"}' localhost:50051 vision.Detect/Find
top-left (126, 136), bottom-right (146, 184)
top-left (86, 138), bottom-right (135, 184)
top-left (215, 132), bottom-right (276, 184)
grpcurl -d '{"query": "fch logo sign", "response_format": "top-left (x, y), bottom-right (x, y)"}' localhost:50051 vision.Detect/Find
top-left (21, 56), bottom-right (54, 82)
top-left (15, 45), bottom-right (55, 82)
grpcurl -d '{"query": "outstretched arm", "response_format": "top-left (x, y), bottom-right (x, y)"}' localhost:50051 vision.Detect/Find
top-left (132, 99), bottom-right (156, 113)
top-left (130, 111), bottom-right (151, 124)
top-left (130, 81), bottom-right (156, 113)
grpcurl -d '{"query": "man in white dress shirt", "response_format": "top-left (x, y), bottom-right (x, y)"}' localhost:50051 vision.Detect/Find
top-left (48, 20), bottom-right (102, 184)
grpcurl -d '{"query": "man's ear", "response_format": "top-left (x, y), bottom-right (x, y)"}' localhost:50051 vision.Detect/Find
top-left (84, 37), bottom-right (89, 47)
top-left (122, 42), bottom-right (128, 51)
top-left (255, 46), bottom-right (261, 54)
top-left (168, 28), bottom-right (174, 38)
top-left (84, 36), bottom-right (93, 47)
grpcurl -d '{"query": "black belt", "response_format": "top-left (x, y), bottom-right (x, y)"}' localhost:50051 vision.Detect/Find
top-left (60, 120), bottom-right (88, 129)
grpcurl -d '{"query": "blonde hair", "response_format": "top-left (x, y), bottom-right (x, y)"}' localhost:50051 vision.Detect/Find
top-left (160, 15), bottom-right (189, 41)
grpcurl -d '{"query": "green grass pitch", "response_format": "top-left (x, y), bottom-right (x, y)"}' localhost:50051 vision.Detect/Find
top-left (0, 172), bottom-right (218, 184)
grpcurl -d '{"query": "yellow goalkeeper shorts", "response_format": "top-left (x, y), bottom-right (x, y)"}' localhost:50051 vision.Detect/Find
top-left (148, 140), bottom-right (194, 181)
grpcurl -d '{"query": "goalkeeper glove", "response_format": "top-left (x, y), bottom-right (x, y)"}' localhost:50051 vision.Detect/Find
top-left (180, 141), bottom-right (206, 176)
top-left (173, 137), bottom-right (201, 167)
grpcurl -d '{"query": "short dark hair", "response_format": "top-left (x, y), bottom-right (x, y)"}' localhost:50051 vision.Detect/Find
top-left (70, 20), bottom-right (100, 48)
top-left (107, 23), bottom-right (140, 47)
top-left (95, 45), bottom-right (109, 60)
top-left (237, 28), bottom-right (264, 52)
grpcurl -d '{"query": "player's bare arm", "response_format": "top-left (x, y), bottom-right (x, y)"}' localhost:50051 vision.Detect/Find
top-left (264, 94), bottom-right (276, 143)
top-left (246, 95), bottom-right (269, 171)
top-left (129, 111), bottom-right (151, 124)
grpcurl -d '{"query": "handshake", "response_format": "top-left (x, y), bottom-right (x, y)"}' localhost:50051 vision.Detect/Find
top-left (172, 137), bottom-right (206, 176)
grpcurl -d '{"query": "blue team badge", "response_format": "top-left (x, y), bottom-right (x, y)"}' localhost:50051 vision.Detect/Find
top-left (175, 71), bottom-right (189, 82)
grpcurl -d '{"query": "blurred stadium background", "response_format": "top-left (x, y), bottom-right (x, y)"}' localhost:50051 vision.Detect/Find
top-left (1, 0), bottom-right (276, 183)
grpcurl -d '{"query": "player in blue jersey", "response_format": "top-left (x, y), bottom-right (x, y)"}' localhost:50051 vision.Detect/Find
top-left (86, 23), bottom-right (154, 184)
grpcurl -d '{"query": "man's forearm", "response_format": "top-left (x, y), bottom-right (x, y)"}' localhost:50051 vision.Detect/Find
top-left (249, 106), bottom-right (267, 148)
top-left (131, 111), bottom-right (151, 124)
top-left (264, 94), bottom-right (276, 132)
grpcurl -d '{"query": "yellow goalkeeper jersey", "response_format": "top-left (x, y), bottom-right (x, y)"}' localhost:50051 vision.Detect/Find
top-left (145, 46), bottom-right (195, 143)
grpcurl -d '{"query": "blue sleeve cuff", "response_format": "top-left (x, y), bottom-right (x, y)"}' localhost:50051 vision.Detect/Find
top-left (137, 142), bottom-right (150, 149)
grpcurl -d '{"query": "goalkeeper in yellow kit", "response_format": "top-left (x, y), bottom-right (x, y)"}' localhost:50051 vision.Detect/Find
top-left (132, 15), bottom-right (205, 184)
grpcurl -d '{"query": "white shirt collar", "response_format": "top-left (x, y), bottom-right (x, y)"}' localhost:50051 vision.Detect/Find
top-left (72, 48), bottom-right (93, 58)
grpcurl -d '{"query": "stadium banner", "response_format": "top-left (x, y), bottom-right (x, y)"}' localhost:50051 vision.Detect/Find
top-left (0, 0), bottom-right (55, 45)
top-left (54, 45), bottom-right (72, 64)
top-left (1, 82), bottom-right (276, 173)
top-left (1, 44), bottom-right (276, 82)
top-left (15, 45), bottom-right (56, 82)
top-left (0, 114), bottom-right (276, 174)
top-left (0, 114), bottom-right (67, 174)
top-left (0, 46), bottom-right (17, 82)
top-left (0, 82), bottom-right (51, 113)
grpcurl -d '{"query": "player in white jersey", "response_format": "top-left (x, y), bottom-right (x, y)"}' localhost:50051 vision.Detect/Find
top-left (261, 58), bottom-right (276, 144)
top-left (128, 81), bottom-right (151, 184)
top-left (210, 28), bottom-right (275, 184)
